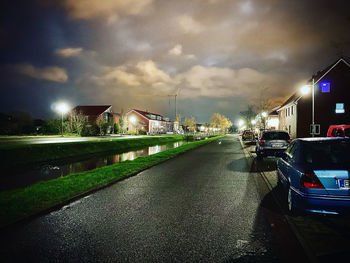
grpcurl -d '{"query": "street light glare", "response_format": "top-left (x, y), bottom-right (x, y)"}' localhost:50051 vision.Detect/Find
top-left (300, 85), bottom-right (311, 95)
top-left (238, 119), bottom-right (245, 127)
top-left (251, 120), bottom-right (256, 125)
top-left (56, 102), bottom-right (70, 114)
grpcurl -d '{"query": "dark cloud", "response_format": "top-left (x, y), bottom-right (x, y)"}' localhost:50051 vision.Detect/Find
top-left (1, 0), bottom-right (350, 122)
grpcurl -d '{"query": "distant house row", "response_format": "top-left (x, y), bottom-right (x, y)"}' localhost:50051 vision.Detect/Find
top-left (71, 106), bottom-right (178, 134)
top-left (265, 57), bottom-right (350, 138)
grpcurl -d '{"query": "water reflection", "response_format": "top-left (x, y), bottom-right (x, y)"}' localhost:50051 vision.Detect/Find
top-left (1, 141), bottom-right (188, 191)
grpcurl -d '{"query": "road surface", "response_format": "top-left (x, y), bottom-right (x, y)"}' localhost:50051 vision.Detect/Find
top-left (0, 135), bottom-right (307, 262)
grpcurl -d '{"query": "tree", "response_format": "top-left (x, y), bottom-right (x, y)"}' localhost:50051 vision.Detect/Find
top-left (69, 111), bottom-right (87, 136)
top-left (114, 122), bottom-right (120, 134)
top-left (96, 115), bottom-right (105, 135)
top-left (183, 117), bottom-right (196, 133)
top-left (210, 113), bottom-right (232, 134)
top-left (240, 105), bottom-right (256, 129)
top-left (176, 114), bottom-right (181, 125)
top-left (119, 109), bottom-right (128, 135)
top-left (42, 118), bottom-right (61, 134)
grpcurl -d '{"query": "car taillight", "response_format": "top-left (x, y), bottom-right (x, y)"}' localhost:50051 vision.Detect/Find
top-left (259, 139), bottom-right (266, 144)
top-left (287, 139), bottom-right (293, 143)
top-left (300, 171), bottom-right (325, 189)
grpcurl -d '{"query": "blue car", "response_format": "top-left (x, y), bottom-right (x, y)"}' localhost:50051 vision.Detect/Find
top-left (277, 137), bottom-right (350, 215)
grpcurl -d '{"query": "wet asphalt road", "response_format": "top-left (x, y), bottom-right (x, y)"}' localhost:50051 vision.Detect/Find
top-left (0, 135), bottom-right (306, 262)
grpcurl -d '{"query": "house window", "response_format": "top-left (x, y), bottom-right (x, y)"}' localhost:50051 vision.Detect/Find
top-left (288, 125), bottom-right (291, 134)
top-left (321, 82), bottom-right (330, 93)
top-left (335, 103), bottom-right (345, 114)
top-left (291, 106), bottom-right (293, 115)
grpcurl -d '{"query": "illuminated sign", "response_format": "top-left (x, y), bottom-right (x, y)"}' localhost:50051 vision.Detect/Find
top-left (335, 103), bottom-right (345, 114)
top-left (321, 82), bottom-right (330, 92)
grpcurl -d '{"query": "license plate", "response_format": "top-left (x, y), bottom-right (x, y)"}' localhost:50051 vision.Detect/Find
top-left (339, 179), bottom-right (350, 189)
top-left (271, 143), bottom-right (283, 147)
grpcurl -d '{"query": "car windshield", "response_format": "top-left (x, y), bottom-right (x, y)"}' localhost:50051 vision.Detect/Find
top-left (303, 140), bottom-right (350, 164)
top-left (345, 128), bottom-right (350, 137)
top-left (262, 132), bottom-right (290, 140)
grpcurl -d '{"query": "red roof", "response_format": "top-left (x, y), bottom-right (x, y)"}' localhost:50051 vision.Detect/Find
top-left (72, 105), bottom-right (112, 116)
top-left (131, 109), bottom-right (164, 120)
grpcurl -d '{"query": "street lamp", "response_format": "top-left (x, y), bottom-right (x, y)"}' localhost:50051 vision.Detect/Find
top-left (238, 119), bottom-right (245, 127)
top-left (55, 102), bottom-right (70, 136)
top-left (251, 119), bottom-right (256, 125)
top-left (300, 78), bottom-right (315, 136)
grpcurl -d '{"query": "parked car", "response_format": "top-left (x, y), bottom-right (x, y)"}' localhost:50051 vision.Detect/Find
top-left (327, 125), bottom-right (350, 138)
top-left (255, 130), bottom-right (291, 159)
top-left (277, 137), bottom-right (350, 215)
top-left (242, 130), bottom-right (255, 141)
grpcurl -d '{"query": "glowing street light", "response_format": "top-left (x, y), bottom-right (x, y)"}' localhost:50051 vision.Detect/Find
top-left (238, 119), bottom-right (245, 127)
top-left (55, 102), bottom-right (70, 136)
top-left (251, 119), bottom-right (256, 125)
top-left (300, 85), bottom-right (311, 95)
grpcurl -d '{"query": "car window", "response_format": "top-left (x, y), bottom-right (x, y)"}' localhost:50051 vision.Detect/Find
top-left (262, 132), bottom-right (290, 140)
top-left (303, 140), bottom-right (350, 164)
top-left (345, 128), bottom-right (350, 137)
top-left (331, 128), bottom-right (337, 137)
top-left (336, 129), bottom-right (344, 137)
top-left (286, 141), bottom-right (297, 158)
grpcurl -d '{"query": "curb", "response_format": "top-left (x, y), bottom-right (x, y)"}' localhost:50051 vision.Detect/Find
top-left (1, 137), bottom-right (222, 232)
top-left (239, 137), bottom-right (318, 263)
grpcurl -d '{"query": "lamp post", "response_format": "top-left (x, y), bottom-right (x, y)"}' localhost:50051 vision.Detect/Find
top-left (301, 78), bottom-right (315, 136)
top-left (55, 102), bottom-right (70, 137)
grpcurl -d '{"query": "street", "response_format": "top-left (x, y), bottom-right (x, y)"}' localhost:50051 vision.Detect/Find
top-left (0, 135), bottom-right (306, 262)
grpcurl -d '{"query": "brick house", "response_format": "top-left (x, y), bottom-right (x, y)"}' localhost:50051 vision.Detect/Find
top-left (126, 109), bottom-right (173, 134)
top-left (277, 58), bottom-right (350, 138)
top-left (72, 105), bottom-right (115, 124)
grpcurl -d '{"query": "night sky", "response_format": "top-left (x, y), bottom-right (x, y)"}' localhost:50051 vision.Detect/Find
top-left (1, 0), bottom-right (350, 122)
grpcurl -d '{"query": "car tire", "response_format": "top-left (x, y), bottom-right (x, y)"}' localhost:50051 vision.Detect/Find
top-left (287, 185), bottom-right (299, 216)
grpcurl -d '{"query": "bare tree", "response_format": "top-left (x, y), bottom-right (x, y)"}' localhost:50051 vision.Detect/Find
top-left (183, 117), bottom-right (196, 133)
top-left (96, 115), bottom-right (105, 135)
top-left (69, 111), bottom-right (87, 136)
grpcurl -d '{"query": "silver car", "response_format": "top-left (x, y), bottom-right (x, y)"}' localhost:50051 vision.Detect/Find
top-left (256, 130), bottom-right (291, 159)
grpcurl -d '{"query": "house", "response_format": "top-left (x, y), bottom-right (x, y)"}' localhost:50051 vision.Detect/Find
top-left (126, 109), bottom-right (173, 134)
top-left (277, 58), bottom-right (350, 138)
top-left (72, 105), bottom-right (115, 124)
top-left (266, 107), bottom-right (280, 130)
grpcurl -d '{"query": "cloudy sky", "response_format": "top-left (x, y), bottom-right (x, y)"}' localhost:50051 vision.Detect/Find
top-left (1, 0), bottom-right (350, 122)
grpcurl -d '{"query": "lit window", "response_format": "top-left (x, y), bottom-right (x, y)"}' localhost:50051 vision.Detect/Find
top-left (321, 82), bottom-right (330, 92)
top-left (335, 103), bottom-right (345, 114)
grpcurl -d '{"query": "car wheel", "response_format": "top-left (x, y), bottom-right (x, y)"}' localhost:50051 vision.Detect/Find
top-left (287, 186), bottom-right (299, 216)
top-left (256, 152), bottom-right (263, 160)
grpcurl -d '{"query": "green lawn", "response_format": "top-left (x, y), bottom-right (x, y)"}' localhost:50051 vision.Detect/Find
top-left (0, 135), bottom-right (185, 168)
top-left (0, 136), bottom-right (223, 228)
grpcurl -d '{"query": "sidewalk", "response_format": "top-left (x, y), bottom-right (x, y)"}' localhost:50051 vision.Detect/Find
top-left (239, 138), bottom-right (350, 263)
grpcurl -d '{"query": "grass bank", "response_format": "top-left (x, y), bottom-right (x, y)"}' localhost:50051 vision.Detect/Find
top-left (0, 136), bottom-right (223, 228)
top-left (0, 135), bottom-right (185, 168)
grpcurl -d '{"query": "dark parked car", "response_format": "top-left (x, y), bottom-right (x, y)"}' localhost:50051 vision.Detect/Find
top-left (327, 125), bottom-right (350, 138)
top-left (277, 138), bottom-right (350, 215)
top-left (242, 130), bottom-right (255, 141)
top-left (256, 130), bottom-right (291, 159)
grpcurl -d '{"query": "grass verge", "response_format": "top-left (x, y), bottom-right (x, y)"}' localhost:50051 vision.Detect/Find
top-left (0, 135), bottom-right (185, 168)
top-left (0, 135), bottom-right (223, 228)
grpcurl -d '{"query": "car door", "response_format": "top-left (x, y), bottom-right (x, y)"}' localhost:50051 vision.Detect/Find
top-left (278, 142), bottom-right (297, 186)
